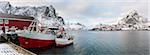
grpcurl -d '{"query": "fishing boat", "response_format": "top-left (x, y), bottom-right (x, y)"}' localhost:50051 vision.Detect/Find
top-left (0, 13), bottom-right (60, 48)
top-left (17, 20), bottom-right (57, 48)
top-left (55, 33), bottom-right (74, 47)
top-left (0, 13), bottom-right (35, 45)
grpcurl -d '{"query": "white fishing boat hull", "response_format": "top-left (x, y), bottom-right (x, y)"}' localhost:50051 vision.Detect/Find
top-left (55, 38), bottom-right (73, 47)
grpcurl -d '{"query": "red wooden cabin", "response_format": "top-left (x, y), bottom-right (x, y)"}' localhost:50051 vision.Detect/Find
top-left (0, 13), bottom-right (34, 32)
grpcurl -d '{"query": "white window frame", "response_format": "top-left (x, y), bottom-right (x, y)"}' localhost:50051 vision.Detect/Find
top-left (0, 19), bottom-right (3, 24)
top-left (4, 19), bottom-right (9, 24)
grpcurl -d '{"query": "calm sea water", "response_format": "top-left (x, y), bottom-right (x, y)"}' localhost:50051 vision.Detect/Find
top-left (29, 31), bottom-right (150, 55)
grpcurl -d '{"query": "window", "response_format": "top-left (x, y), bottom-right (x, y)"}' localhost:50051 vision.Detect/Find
top-left (4, 19), bottom-right (9, 24)
top-left (0, 19), bottom-right (9, 24)
top-left (0, 19), bottom-right (3, 24)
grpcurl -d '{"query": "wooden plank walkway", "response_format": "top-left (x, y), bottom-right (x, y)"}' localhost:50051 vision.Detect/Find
top-left (0, 42), bottom-right (36, 55)
top-left (0, 33), bottom-right (37, 55)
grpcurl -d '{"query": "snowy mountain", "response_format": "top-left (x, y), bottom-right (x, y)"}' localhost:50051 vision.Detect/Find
top-left (0, 1), bottom-right (65, 27)
top-left (117, 10), bottom-right (147, 28)
top-left (118, 10), bottom-right (147, 25)
top-left (0, 2), bottom-right (12, 14)
top-left (90, 10), bottom-right (148, 31)
top-left (63, 23), bottom-right (86, 30)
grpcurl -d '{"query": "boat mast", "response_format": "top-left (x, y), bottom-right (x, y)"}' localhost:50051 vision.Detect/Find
top-left (35, 19), bottom-right (40, 32)
top-left (28, 19), bottom-right (40, 32)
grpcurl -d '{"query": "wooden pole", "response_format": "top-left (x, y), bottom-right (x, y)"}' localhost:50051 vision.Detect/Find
top-left (2, 19), bottom-right (5, 33)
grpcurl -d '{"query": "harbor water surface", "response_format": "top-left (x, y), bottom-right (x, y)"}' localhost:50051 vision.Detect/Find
top-left (29, 31), bottom-right (149, 55)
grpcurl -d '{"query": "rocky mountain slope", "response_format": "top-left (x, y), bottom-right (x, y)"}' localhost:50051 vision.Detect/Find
top-left (117, 10), bottom-right (147, 28)
top-left (0, 1), bottom-right (65, 27)
top-left (118, 10), bottom-right (147, 25)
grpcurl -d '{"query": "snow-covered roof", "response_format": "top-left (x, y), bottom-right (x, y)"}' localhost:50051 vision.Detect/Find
top-left (0, 13), bottom-right (34, 20)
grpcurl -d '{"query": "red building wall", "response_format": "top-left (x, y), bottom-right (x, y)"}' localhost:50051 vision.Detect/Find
top-left (0, 20), bottom-right (32, 30)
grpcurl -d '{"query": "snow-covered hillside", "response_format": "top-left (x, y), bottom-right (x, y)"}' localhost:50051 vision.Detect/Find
top-left (0, 1), bottom-right (65, 27)
top-left (117, 10), bottom-right (147, 28)
top-left (90, 10), bottom-right (148, 31)
top-left (118, 10), bottom-right (147, 25)
top-left (63, 23), bottom-right (86, 30)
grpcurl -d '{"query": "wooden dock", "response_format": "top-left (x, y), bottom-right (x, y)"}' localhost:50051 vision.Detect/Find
top-left (0, 42), bottom-right (36, 55)
top-left (0, 34), bottom-right (36, 55)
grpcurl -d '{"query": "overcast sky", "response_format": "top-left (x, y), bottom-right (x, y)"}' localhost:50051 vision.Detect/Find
top-left (1, 0), bottom-right (150, 25)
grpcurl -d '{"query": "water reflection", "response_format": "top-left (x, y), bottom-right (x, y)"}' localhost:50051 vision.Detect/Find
top-left (121, 31), bottom-right (149, 55)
